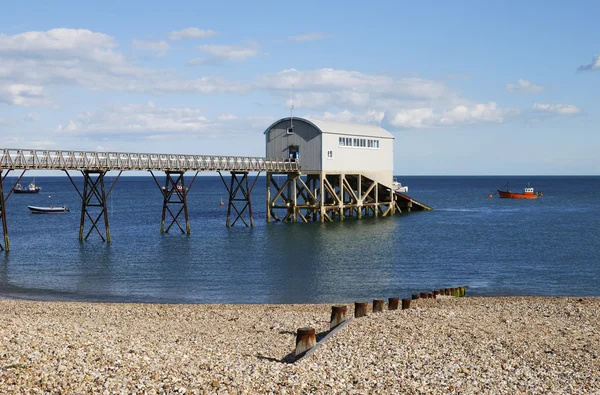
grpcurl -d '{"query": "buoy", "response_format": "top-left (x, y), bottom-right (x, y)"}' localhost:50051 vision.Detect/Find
top-left (219, 200), bottom-right (224, 206)
top-left (487, 194), bottom-right (493, 198)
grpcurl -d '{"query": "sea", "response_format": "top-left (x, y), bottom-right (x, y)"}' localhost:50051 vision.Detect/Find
top-left (1, 175), bottom-right (599, 303)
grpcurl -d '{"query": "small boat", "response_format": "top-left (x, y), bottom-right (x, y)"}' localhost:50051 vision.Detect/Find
top-left (497, 183), bottom-right (541, 199)
top-left (14, 179), bottom-right (41, 194)
top-left (392, 179), bottom-right (408, 193)
top-left (28, 205), bottom-right (70, 214)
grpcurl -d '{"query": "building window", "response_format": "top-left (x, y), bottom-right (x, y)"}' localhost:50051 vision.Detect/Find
top-left (326, 150), bottom-right (334, 159)
top-left (339, 137), bottom-right (344, 146)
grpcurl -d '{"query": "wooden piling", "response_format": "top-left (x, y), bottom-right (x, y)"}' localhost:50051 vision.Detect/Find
top-left (420, 292), bottom-right (428, 299)
top-left (411, 294), bottom-right (420, 300)
top-left (401, 298), bottom-right (411, 310)
top-left (372, 299), bottom-right (384, 313)
top-left (295, 327), bottom-right (316, 357)
top-left (445, 288), bottom-right (451, 295)
top-left (354, 302), bottom-right (368, 318)
top-left (330, 305), bottom-right (348, 329)
top-left (388, 297), bottom-right (399, 310)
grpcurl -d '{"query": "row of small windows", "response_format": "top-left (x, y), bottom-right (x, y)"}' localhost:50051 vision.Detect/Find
top-left (338, 137), bottom-right (380, 149)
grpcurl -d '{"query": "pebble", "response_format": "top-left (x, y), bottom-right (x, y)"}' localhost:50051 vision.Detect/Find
top-left (0, 297), bottom-right (598, 392)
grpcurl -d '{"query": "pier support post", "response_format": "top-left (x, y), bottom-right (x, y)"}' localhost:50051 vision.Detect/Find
top-left (150, 170), bottom-right (191, 234)
top-left (219, 171), bottom-right (259, 227)
top-left (65, 170), bottom-right (116, 242)
top-left (388, 297), bottom-right (399, 310)
top-left (0, 171), bottom-right (9, 252)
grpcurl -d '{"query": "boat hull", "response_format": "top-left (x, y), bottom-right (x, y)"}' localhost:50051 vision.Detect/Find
top-left (28, 206), bottom-right (70, 214)
top-left (14, 189), bottom-right (40, 194)
top-left (497, 190), bottom-right (538, 199)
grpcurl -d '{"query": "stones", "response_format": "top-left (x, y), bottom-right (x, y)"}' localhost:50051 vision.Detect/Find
top-left (0, 297), bottom-right (599, 393)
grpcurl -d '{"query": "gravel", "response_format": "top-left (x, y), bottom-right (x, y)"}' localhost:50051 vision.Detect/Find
top-left (1, 296), bottom-right (598, 393)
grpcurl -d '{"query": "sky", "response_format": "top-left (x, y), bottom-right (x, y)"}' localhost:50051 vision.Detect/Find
top-left (1, 0), bottom-right (599, 175)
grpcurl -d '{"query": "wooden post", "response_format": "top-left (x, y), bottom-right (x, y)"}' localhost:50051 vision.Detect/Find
top-left (388, 297), bottom-right (399, 310)
top-left (330, 305), bottom-right (348, 329)
top-left (402, 298), bottom-right (411, 310)
top-left (420, 292), bottom-right (428, 299)
top-left (411, 294), bottom-right (420, 300)
top-left (431, 291), bottom-right (437, 299)
top-left (354, 302), bottom-right (368, 318)
top-left (372, 299), bottom-right (384, 313)
top-left (295, 327), bottom-right (316, 357)
top-left (445, 288), bottom-right (451, 295)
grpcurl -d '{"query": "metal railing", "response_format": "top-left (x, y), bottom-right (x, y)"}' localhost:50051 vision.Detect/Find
top-left (0, 149), bottom-right (300, 172)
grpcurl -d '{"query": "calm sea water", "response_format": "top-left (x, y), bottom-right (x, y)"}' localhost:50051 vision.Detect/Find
top-left (1, 175), bottom-right (599, 303)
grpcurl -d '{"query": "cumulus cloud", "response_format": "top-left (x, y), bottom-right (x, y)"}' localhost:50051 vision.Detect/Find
top-left (533, 103), bottom-right (581, 115)
top-left (54, 102), bottom-right (265, 141)
top-left (288, 33), bottom-right (327, 42)
top-left (578, 53), bottom-right (600, 71)
top-left (506, 79), bottom-right (544, 93)
top-left (167, 27), bottom-right (218, 41)
top-left (0, 28), bottom-right (248, 104)
top-left (188, 41), bottom-right (260, 65)
top-left (257, 69), bottom-right (450, 102)
top-left (0, 84), bottom-right (45, 106)
top-left (386, 102), bottom-right (518, 129)
top-left (56, 102), bottom-right (212, 135)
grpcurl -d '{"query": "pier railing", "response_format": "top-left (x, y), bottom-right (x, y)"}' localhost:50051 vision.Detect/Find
top-left (0, 149), bottom-right (300, 172)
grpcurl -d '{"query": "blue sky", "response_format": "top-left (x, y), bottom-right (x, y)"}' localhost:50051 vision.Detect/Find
top-left (1, 0), bottom-right (599, 175)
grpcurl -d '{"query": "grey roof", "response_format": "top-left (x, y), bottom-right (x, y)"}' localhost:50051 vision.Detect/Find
top-left (264, 117), bottom-right (394, 139)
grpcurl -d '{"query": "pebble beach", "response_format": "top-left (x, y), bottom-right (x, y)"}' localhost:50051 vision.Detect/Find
top-left (1, 296), bottom-right (599, 394)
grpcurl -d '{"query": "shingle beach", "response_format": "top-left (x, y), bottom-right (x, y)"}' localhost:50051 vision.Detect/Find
top-left (1, 297), bottom-right (598, 393)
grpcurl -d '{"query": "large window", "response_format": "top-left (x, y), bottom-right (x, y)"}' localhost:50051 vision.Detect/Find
top-left (338, 136), bottom-right (380, 149)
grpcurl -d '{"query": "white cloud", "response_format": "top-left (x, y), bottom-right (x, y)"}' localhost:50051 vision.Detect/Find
top-left (506, 79), bottom-right (544, 93)
top-left (167, 27), bottom-right (218, 41)
top-left (0, 84), bottom-right (45, 106)
top-left (132, 39), bottom-right (169, 56)
top-left (533, 103), bottom-right (581, 115)
top-left (578, 53), bottom-right (600, 71)
top-left (189, 41), bottom-right (260, 65)
top-left (288, 33), bottom-right (326, 42)
top-left (56, 102), bottom-right (213, 135)
top-left (257, 69), bottom-right (450, 101)
top-left (218, 113), bottom-right (238, 121)
top-left (0, 28), bottom-right (248, 104)
top-left (387, 102), bottom-right (518, 129)
top-left (315, 109), bottom-right (385, 126)
top-left (53, 102), bottom-right (273, 141)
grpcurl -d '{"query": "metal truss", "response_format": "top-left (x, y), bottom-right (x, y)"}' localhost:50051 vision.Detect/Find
top-left (0, 148), bottom-right (300, 173)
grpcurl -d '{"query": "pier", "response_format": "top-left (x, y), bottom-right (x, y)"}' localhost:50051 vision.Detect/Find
top-left (0, 118), bottom-right (432, 252)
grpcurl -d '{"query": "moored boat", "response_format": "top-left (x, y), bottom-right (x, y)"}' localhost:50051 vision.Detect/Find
top-left (392, 179), bottom-right (408, 193)
top-left (497, 183), bottom-right (541, 199)
top-left (28, 205), bottom-right (70, 214)
top-left (14, 179), bottom-right (41, 194)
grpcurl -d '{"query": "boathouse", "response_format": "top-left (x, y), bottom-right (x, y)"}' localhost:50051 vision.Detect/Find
top-left (264, 117), bottom-right (408, 223)
top-left (265, 117), bottom-right (394, 187)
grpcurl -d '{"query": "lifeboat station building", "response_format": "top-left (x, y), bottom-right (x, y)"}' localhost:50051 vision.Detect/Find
top-left (264, 117), bottom-right (408, 223)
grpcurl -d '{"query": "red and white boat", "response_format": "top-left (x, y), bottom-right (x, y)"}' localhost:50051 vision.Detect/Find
top-left (497, 183), bottom-right (542, 199)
